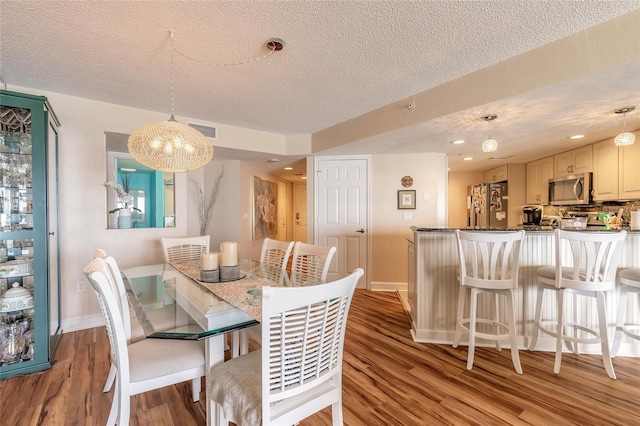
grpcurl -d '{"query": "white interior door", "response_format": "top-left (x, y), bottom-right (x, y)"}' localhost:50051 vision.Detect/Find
top-left (315, 157), bottom-right (369, 287)
top-left (294, 183), bottom-right (307, 243)
top-left (277, 180), bottom-right (287, 240)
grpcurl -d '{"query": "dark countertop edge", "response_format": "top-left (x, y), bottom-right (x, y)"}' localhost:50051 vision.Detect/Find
top-left (410, 226), bottom-right (640, 233)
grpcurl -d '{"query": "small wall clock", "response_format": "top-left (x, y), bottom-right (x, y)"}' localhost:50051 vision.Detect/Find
top-left (401, 176), bottom-right (413, 188)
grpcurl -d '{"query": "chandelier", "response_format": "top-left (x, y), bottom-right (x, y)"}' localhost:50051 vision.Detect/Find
top-left (481, 114), bottom-right (498, 153)
top-left (613, 106), bottom-right (636, 147)
top-left (128, 31), bottom-right (284, 172)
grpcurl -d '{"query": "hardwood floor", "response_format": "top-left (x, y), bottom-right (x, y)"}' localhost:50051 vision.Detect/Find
top-left (1, 290), bottom-right (639, 425)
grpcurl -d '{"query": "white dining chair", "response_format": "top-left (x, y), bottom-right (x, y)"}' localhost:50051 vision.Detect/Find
top-left (529, 229), bottom-right (626, 379)
top-left (259, 238), bottom-right (295, 284)
top-left (92, 250), bottom-right (202, 402)
top-left (208, 268), bottom-right (364, 426)
top-left (611, 267), bottom-right (640, 357)
top-left (84, 257), bottom-right (206, 425)
top-left (289, 241), bottom-right (337, 287)
top-left (240, 239), bottom-right (295, 355)
top-left (161, 235), bottom-right (210, 263)
top-left (452, 230), bottom-right (525, 373)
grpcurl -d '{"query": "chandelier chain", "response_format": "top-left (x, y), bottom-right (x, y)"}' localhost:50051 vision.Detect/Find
top-left (170, 30), bottom-right (175, 116)
top-left (170, 31), bottom-right (278, 67)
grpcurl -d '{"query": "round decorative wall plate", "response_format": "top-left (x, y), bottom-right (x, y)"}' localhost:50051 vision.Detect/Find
top-left (401, 176), bottom-right (413, 187)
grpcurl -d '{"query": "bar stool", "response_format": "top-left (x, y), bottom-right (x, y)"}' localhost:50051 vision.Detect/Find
top-left (452, 230), bottom-right (525, 374)
top-left (611, 268), bottom-right (640, 357)
top-left (529, 229), bottom-right (626, 379)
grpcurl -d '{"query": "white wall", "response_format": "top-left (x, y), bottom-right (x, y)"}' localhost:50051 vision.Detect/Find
top-left (370, 153), bottom-right (448, 289)
top-left (9, 85), bottom-right (288, 332)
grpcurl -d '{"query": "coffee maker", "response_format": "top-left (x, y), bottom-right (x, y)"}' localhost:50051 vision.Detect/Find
top-left (522, 206), bottom-right (543, 226)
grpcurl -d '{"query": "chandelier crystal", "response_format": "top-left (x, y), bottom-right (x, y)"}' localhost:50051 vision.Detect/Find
top-left (482, 138), bottom-right (498, 152)
top-left (613, 106), bottom-right (636, 147)
top-left (128, 115), bottom-right (213, 172)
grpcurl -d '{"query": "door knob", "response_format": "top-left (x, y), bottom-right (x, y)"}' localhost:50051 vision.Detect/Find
top-left (356, 229), bottom-right (365, 233)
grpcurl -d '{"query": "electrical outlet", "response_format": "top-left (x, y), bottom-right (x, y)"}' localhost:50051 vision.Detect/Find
top-left (76, 281), bottom-right (85, 292)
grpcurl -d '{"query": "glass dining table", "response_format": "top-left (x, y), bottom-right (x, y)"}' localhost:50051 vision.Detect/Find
top-left (121, 258), bottom-right (286, 426)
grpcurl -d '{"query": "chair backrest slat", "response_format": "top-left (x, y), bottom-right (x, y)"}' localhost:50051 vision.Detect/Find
top-left (554, 229), bottom-right (627, 290)
top-left (161, 236), bottom-right (210, 263)
top-left (261, 268), bottom-right (363, 417)
top-left (83, 258), bottom-right (130, 387)
top-left (456, 230), bottom-right (525, 290)
top-left (289, 242), bottom-right (337, 286)
top-left (260, 238), bottom-right (294, 285)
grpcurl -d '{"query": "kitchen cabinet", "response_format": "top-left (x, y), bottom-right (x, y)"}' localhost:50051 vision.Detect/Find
top-left (484, 165), bottom-right (508, 183)
top-left (554, 145), bottom-right (592, 177)
top-left (619, 137), bottom-right (640, 200)
top-left (592, 139), bottom-right (619, 201)
top-left (0, 90), bottom-right (61, 379)
top-left (526, 156), bottom-right (554, 204)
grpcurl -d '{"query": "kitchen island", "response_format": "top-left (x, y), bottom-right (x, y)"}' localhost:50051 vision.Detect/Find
top-left (407, 226), bottom-right (640, 357)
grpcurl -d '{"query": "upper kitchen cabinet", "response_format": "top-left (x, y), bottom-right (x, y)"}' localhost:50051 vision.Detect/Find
top-left (484, 165), bottom-right (508, 183)
top-left (619, 137), bottom-right (640, 200)
top-left (526, 156), bottom-right (554, 205)
top-left (0, 90), bottom-right (61, 379)
top-left (592, 139), bottom-right (619, 201)
top-left (553, 145), bottom-right (592, 177)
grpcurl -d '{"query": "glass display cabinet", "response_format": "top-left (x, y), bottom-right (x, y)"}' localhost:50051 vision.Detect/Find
top-left (0, 90), bottom-right (61, 379)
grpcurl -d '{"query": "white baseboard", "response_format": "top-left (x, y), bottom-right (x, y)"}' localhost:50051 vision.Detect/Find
top-left (410, 329), bottom-right (640, 357)
top-left (371, 281), bottom-right (407, 292)
top-left (56, 313), bottom-right (105, 334)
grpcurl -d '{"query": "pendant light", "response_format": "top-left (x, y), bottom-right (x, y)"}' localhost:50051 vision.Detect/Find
top-left (128, 30), bottom-right (213, 172)
top-left (481, 114), bottom-right (498, 153)
top-left (614, 106), bottom-right (636, 147)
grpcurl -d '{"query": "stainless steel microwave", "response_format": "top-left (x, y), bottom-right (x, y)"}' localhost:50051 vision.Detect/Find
top-left (548, 172), bottom-right (592, 205)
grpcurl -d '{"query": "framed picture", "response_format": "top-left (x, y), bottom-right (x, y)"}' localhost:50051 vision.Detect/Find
top-left (398, 190), bottom-right (416, 209)
top-left (251, 176), bottom-right (278, 240)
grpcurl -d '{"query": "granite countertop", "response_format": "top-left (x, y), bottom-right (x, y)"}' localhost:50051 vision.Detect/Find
top-left (410, 226), bottom-right (639, 233)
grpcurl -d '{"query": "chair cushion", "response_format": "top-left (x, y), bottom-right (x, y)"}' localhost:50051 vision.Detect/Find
top-left (537, 266), bottom-right (608, 287)
top-left (208, 350), bottom-right (262, 426)
top-left (128, 339), bottom-right (205, 383)
top-left (620, 268), bottom-right (640, 286)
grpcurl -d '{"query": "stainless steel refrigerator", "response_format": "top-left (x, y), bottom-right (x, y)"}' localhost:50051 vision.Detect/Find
top-left (467, 182), bottom-right (509, 229)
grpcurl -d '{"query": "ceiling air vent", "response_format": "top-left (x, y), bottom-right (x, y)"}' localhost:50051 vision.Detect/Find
top-left (188, 123), bottom-right (217, 140)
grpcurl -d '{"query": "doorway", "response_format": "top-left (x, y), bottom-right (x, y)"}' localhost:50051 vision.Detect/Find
top-left (294, 182), bottom-right (307, 243)
top-left (314, 156), bottom-right (369, 288)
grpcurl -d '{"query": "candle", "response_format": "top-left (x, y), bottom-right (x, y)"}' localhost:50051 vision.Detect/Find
top-left (201, 252), bottom-right (218, 270)
top-left (220, 241), bottom-right (238, 266)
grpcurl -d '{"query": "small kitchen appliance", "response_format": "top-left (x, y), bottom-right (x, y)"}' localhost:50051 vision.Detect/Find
top-left (522, 206), bottom-right (543, 226)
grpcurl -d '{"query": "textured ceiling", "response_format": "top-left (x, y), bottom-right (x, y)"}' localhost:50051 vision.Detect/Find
top-left (1, 1), bottom-right (639, 177)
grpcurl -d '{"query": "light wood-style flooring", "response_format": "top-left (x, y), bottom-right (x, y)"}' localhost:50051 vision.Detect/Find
top-left (1, 290), bottom-right (639, 425)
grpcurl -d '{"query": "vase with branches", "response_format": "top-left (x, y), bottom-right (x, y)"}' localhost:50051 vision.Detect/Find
top-left (106, 172), bottom-right (141, 228)
top-left (191, 165), bottom-right (225, 236)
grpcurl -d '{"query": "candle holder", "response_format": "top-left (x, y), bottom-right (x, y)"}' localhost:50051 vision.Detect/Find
top-left (200, 268), bottom-right (220, 283)
top-left (220, 265), bottom-right (241, 281)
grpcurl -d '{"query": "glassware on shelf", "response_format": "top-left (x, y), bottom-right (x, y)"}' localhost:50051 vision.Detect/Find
top-left (0, 323), bottom-right (25, 364)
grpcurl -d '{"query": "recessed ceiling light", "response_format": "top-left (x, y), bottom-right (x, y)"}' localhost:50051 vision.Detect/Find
top-left (268, 158), bottom-right (280, 163)
top-left (284, 166), bottom-right (293, 170)
top-left (569, 135), bottom-right (585, 140)
top-left (463, 157), bottom-right (473, 161)
top-left (451, 140), bottom-right (465, 145)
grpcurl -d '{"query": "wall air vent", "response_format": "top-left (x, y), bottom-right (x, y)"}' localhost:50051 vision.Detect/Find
top-left (188, 123), bottom-right (217, 140)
